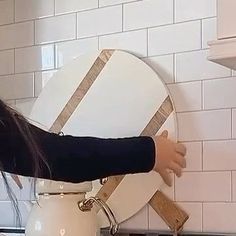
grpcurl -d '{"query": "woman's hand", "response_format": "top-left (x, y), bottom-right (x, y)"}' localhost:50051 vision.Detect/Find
top-left (151, 130), bottom-right (187, 187)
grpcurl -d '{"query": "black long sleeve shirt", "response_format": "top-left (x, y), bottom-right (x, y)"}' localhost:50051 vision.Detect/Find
top-left (0, 122), bottom-right (156, 183)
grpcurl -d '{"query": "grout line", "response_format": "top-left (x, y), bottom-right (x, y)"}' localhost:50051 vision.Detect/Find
top-left (201, 202), bottom-right (204, 232)
top-left (122, 3), bottom-right (124, 32)
top-left (146, 28), bottom-right (148, 57)
top-left (173, 0), bottom-right (175, 23)
top-left (200, 19), bottom-right (203, 49)
top-left (54, 0), bottom-right (56, 16)
top-left (201, 141), bottom-right (204, 171)
top-left (98, 36), bottom-right (100, 50)
top-left (75, 12), bottom-right (78, 39)
top-left (173, 53), bottom-right (176, 83)
top-left (13, 0), bottom-right (15, 23)
top-left (201, 80), bottom-right (204, 110)
top-left (231, 171), bottom-right (233, 201)
top-left (231, 108), bottom-right (233, 139)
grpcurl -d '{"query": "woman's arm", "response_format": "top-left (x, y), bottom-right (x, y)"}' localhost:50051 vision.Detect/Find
top-left (0, 122), bottom-right (156, 183)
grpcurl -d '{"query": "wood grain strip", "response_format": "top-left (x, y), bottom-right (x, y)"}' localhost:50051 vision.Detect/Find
top-left (149, 191), bottom-right (189, 232)
top-left (49, 49), bottom-right (115, 133)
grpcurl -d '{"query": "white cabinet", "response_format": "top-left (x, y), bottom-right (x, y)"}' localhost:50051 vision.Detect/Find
top-left (217, 0), bottom-right (236, 39)
top-left (208, 0), bottom-right (236, 70)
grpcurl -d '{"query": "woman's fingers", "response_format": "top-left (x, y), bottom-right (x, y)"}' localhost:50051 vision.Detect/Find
top-left (169, 162), bottom-right (182, 177)
top-left (174, 153), bottom-right (186, 168)
top-left (159, 169), bottom-right (172, 187)
top-left (175, 143), bottom-right (187, 156)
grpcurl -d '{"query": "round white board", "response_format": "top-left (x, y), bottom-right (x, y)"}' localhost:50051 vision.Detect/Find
top-left (29, 49), bottom-right (177, 228)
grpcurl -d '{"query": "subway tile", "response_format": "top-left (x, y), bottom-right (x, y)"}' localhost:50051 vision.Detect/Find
top-left (202, 17), bottom-right (217, 49)
top-left (233, 109), bottom-right (236, 139)
top-left (182, 142), bottom-right (202, 171)
top-left (175, 0), bottom-right (216, 23)
top-left (15, 98), bottom-right (37, 117)
top-left (123, 0), bottom-right (173, 31)
top-left (0, 174), bottom-right (21, 201)
top-left (120, 205), bottom-right (148, 230)
top-left (233, 172), bottom-right (236, 201)
top-left (175, 172), bottom-right (231, 201)
top-left (35, 14), bottom-right (76, 44)
top-left (149, 202), bottom-right (202, 232)
top-left (56, 37), bottom-right (98, 68)
top-left (99, 0), bottom-right (137, 7)
top-left (177, 110), bottom-right (231, 142)
top-left (142, 54), bottom-right (174, 84)
top-left (0, 21), bottom-right (34, 50)
top-left (35, 70), bottom-right (57, 96)
top-left (55, 0), bottom-right (98, 15)
top-left (203, 203), bottom-right (236, 233)
top-left (15, 45), bottom-right (55, 73)
top-left (15, 0), bottom-right (54, 22)
top-left (99, 29), bottom-right (147, 57)
top-left (0, 73), bottom-right (34, 100)
top-left (176, 50), bottom-right (231, 82)
top-left (18, 176), bottom-right (36, 201)
top-left (203, 77), bottom-right (236, 109)
top-left (203, 140), bottom-right (236, 171)
top-left (167, 81), bottom-right (202, 112)
top-left (0, 201), bottom-right (30, 227)
top-left (77, 5), bottom-right (122, 38)
top-left (148, 21), bottom-right (201, 56)
top-left (0, 50), bottom-right (14, 76)
top-left (0, 0), bottom-right (14, 25)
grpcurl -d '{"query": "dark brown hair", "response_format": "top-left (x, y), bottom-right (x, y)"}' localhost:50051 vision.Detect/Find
top-left (0, 98), bottom-right (52, 228)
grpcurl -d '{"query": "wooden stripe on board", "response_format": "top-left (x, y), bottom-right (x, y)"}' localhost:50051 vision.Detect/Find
top-left (49, 49), bottom-right (115, 133)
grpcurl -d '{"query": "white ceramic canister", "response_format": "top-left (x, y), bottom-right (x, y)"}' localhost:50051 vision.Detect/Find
top-left (24, 179), bottom-right (118, 236)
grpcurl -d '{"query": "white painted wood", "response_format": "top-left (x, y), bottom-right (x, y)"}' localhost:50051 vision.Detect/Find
top-left (217, 0), bottom-right (236, 39)
top-left (29, 49), bottom-right (177, 228)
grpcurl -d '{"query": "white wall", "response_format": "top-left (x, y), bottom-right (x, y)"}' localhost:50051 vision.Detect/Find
top-left (1, 0), bottom-right (236, 234)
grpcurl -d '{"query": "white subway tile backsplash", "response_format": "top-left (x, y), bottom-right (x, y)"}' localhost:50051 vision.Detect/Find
top-left (56, 37), bottom-right (98, 68)
top-left (123, 0), bottom-right (173, 31)
top-left (120, 205), bottom-right (148, 230)
top-left (203, 203), bottom-right (236, 233)
top-left (34, 70), bottom-right (57, 96)
top-left (204, 77), bottom-right (236, 109)
top-left (0, 73), bottom-right (34, 100)
top-left (99, 29), bottom-right (147, 57)
top-left (175, 0), bottom-right (216, 23)
top-left (99, 0), bottom-right (137, 7)
top-left (177, 110), bottom-right (231, 141)
top-left (233, 109), bottom-right (236, 139)
top-left (77, 6), bottom-right (122, 38)
top-left (233, 172), bottom-right (236, 201)
top-left (35, 14), bottom-right (76, 44)
top-left (175, 172), bottom-right (231, 201)
top-left (142, 54), bottom-right (174, 84)
top-left (0, 201), bottom-right (30, 227)
top-left (0, 22), bottom-right (34, 50)
top-left (15, 45), bottom-right (55, 73)
top-left (148, 21), bottom-right (201, 56)
top-left (176, 50), bottom-right (231, 82)
top-left (202, 17), bottom-right (217, 49)
top-left (55, 0), bottom-right (98, 15)
top-left (149, 202), bottom-right (202, 232)
top-left (0, 174), bottom-right (21, 201)
top-left (15, 0), bottom-right (54, 22)
top-left (0, 0), bottom-right (14, 25)
top-left (182, 142), bottom-right (202, 171)
top-left (168, 81), bottom-right (202, 112)
top-left (203, 140), bottom-right (236, 171)
top-left (0, 50), bottom-right (14, 76)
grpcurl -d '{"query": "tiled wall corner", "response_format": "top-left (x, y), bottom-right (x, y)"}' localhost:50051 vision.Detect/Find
top-left (1, 0), bottom-right (236, 234)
